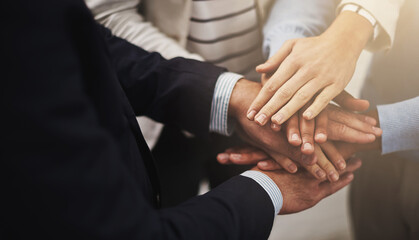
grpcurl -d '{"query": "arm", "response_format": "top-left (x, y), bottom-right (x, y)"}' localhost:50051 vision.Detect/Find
top-left (0, 1), bottom-right (273, 239)
top-left (101, 26), bottom-right (224, 137)
top-left (377, 96), bottom-right (419, 154)
top-left (338, 0), bottom-right (406, 51)
top-left (263, 0), bottom-right (338, 58)
top-left (85, 0), bottom-right (203, 60)
top-left (2, 2), bottom-right (358, 238)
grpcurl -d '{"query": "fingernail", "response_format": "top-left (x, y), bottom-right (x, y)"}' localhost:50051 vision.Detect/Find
top-left (259, 161), bottom-right (268, 167)
top-left (316, 133), bottom-right (327, 142)
top-left (346, 174), bottom-right (354, 180)
top-left (367, 134), bottom-right (376, 141)
top-left (288, 163), bottom-right (298, 173)
top-left (316, 169), bottom-right (326, 178)
top-left (338, 160), bottom-right (346, 170)
top-left (247, 110), bottom-right (257, 120)
top-left (372, 126), bottom-right (383, 135)
top-left (230, 154), bottom-right (241, 161)
top-left (365, 116), bottom-right (377, 125)
top-left (273, 113), bottom-right (284, 125)
top-left (329, 172), bottom-right (339, 182)
top-left (271, 123), bottom-right (281, 131)
top-left (255, 114), bottom-right (267, 125)
top-left (291, 133), bottom-right (300, 142)
top-left (301, 154), bottom-right (312, 165)
top-left (303, 143), bottom-right (313, 151)
top-left (217, 153), bottom-right (229, 163)
top-left (303, 110), bottom-right (313, 120)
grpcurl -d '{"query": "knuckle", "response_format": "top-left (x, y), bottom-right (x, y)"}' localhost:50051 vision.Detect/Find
top-left (277, 87), bottom-right (293, 99)
top-left (265, 83), bottom-right (278, 94)
top-left (337, 124), bottom-right (348, 135)
top-left (296, 91), bottom-right (311, 101)
top-left (317, 95), bottom-right (331, 107)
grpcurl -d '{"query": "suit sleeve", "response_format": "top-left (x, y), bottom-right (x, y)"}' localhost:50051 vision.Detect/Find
top-left (1, 1), bottom-right (275, 239)
top-left (100, 26), bottom-right (226, 136)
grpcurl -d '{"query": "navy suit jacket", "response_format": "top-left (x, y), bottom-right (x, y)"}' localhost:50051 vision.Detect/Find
top-left (1, 0), bottom-right (274, 239)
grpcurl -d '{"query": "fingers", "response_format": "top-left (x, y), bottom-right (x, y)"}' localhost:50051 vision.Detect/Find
top-left (256, 40), bottom-right (295, 73)
top-left (319, 172), bottom-right (354, 198)
top-left (314, 110), bottom-right (328, 143)
top-left (302, 160), bottom-right (327, 181)
top-left (286, 113), bottom-right (302, 146)
top-left (217, 147), bottom-right (269, 165)
top-left (327, 105), bottom-right (382, 136)
top-left (299, 110), bottom-right (315, 155)
top-left (341, 157), bottom-right (362, 173)
top-left (314, 144), bottom-right (340, 182)
top-left (248, 61), bottom-right (300, 123)
top-left (319, 142), bottom-right (346, 171)
top-left (333, 90), bottom-right (370, 112)
top-left (319, 157), bottom-right (362, 197)
top-left (271, 152), bottom-right (298, 173)
top-left (271, 79), bottom-right (322, 125)
top-left (327, 120), bottom-right (377, 143)
top-left (303, 85), bottom-right (341, 120)
top-left (257, 159), bottom-right (282, 171)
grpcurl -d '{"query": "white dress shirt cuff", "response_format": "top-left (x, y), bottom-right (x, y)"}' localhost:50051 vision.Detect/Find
top-left (377, 96), bottom-right (419, 154)
top-left (338, 3), bottom-right (389, 51)
top-left (241, 170), bottom-right (283, 215)
top-left (209, 72), bottom-right (243, 136)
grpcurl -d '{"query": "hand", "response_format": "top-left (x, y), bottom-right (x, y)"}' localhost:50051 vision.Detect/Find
top-left (246, 11), bottom-right (374, 126)
top-left (229, 79), bottom-right (339, 181)
top-left (255, 157), bottom-right (362, 214)
top-left (285, 101), bottom-right (382, 154)
top-left (218, 144), bottom-right (345, 182)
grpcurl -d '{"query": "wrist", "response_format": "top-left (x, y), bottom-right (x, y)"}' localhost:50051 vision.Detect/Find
top-left (228, 79), bottom-right (262, 119)
top-left (322, 11), bottom-right (373, 58)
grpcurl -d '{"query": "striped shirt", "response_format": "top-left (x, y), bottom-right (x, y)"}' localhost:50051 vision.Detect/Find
top-left (187, 0), bottom-right (264, 81)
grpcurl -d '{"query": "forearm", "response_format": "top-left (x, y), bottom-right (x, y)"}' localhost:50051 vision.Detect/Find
top-left (377, 96), bottom-right (419, 154)
top-left (102, 26), bottom-right (224, 136)
top-left (321, 11), bottom-right (373, 60)
top-left (263, 0), bottom-right (337, 57)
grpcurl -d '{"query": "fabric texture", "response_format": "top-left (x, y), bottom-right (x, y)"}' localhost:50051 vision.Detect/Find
top-left (377, 97), bottom-right (419, 154)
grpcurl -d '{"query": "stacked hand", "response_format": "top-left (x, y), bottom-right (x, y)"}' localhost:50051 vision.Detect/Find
top-left (226, 79), bottom-right (381, 183)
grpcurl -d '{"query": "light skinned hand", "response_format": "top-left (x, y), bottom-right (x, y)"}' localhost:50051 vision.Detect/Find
top-left (246, 11), bottom-right (374, 126)
top-left (254, 157), bottom-right (362, 214)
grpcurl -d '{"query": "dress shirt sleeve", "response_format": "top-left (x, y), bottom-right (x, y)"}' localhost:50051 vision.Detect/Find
top-left (337, 0), bottom-right (406, 52)
top-left (377, 96), bottom-right (419, 154)
top-left (263, 0), bottom-right (337, 58)
top-left (241, 171), bottom-right (283, 215)
top-left (209, 72), bottom-right (244, 136)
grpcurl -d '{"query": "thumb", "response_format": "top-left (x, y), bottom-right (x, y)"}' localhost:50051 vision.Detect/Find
top-left (256, 39), bottom-right (295, 73)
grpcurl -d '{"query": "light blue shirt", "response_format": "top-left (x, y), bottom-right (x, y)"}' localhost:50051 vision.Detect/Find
top-left (377, 97), bottom-right (419, 155)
